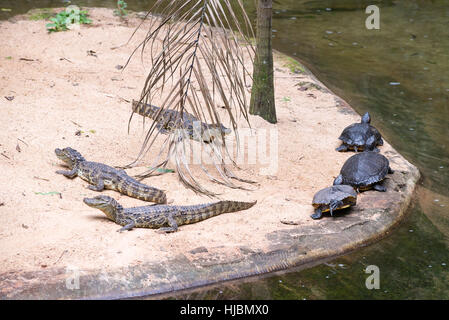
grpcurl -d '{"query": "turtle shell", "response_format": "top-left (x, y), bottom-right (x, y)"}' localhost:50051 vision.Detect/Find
top-left (338, 123), bottom-right (382, 148)
top-left (339, 152), bottom-right (389, 187)
top-left (312, 185), bottom-right (357, 206)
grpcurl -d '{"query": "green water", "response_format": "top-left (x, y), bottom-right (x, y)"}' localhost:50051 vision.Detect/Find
top-left (2, 0), bottom-right (448, 299)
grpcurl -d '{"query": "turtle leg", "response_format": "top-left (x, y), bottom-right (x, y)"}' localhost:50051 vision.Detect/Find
top-left (373, 183), bottom-right (387, 192)
top-left (310, 208), bottom-right (323, 220)
top-left (333, 174), bottom-right (344, 186)
top-left (354, 146), bottom-right (358, 152)
top-left (336, 144), bottom-right (348, 152)
top-left (388, 166), bottom-right (395, 174)
top-left (365, 136), bottom-right (378, 152)
top-left (329, 200), bottom-right (344, 217)
top-left (378, 138), bottom-right (384, 146)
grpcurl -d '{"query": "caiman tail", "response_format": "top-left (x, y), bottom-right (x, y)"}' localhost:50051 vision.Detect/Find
top-left (117, 178), bottom-right (167, 204)
top-left (178, 200), bottom-right (257, 224)
top-left (132, 100), bottom-right (161, 121)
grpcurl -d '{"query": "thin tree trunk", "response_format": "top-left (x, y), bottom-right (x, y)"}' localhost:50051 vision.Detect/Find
top-left (249, 0), bottom-right (277, 124)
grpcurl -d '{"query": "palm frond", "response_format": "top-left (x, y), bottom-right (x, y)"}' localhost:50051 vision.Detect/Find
top-left (127, 0), bottom-right (255, 195)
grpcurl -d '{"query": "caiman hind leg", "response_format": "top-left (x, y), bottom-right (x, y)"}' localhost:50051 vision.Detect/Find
top-left (156, 215), bottom-right (179, 233)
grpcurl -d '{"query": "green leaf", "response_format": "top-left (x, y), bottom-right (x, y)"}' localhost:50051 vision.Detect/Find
top-left (35, 191), bottom-right (61, 196)
top-left (156, 168), bottom-right (175, 173)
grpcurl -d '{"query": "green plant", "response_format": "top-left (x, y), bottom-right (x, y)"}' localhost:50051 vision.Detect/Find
top-left (113, 0), bottom-right (128, 17)
top-left (46, 7), bottom-right (92, 32)
top-left (284, 57), bottom-right (305, 74)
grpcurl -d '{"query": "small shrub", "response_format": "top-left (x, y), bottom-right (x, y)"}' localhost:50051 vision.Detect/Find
top-left (114, 0), bottom-right (128, 17)
top-left (46, 7), bottom-right (92, 33)
top-left (284, 57), bottom-right (305, 74)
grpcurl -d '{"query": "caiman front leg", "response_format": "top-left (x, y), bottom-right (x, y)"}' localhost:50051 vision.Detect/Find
top-left (56, 168), bottom-right (77, 178)
top-left (88, 178), bottom-right (105, 192)
top-left (117, 220), bottom-right (136, 233)
top-left (156, 215), bottom-right (179, 233)
top-left (156, 121), bottom-right (171, 135)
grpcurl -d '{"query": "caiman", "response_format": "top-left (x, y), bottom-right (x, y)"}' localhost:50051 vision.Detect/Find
top-left (131, 100), bottom-right (232, 143)
top-left (55, 147), bottom-right (167, 203)
top-left (83, 195), bottom-right (257, 233)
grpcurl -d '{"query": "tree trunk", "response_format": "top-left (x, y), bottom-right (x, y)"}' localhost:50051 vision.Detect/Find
top-left (249, 0), bottom-right (277, 124)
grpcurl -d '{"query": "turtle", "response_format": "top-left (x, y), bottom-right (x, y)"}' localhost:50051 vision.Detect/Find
top-left (311, 185), bottom-right (357, 219)
top-left (333, 151), bottom-right (394, 192)
top-left (336, 112), bottom-right (384, 152)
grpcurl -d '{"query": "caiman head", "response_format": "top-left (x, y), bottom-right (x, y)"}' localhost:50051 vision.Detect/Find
top-left (200, 123), bottom-right (232, 143)
top-left (83, 195), bottom-right (122, 221)
top-left (55, 147), bottom-right (86, 168)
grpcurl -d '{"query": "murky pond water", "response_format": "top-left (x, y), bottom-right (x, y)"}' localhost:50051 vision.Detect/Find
top-left (1, 0), bottom-right (448, 299)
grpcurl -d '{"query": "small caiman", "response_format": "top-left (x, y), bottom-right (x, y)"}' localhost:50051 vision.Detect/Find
top-left (55, 147), bottom-right (167, 203)
top-left (83, 195), bottom-right (256, 233)
top-left (131, 100), bottom-right (232, 143)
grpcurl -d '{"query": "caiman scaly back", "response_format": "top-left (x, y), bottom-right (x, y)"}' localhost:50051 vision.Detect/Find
top-left (83, 195), bottom-right (257, 233)
top-left (131, 100), bottom-right (231, 143)
top-left (55, 147), bottom-right (167, 203)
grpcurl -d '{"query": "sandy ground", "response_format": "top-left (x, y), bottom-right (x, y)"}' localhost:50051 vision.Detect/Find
top-left (0, 8), bottom-right (399, 276)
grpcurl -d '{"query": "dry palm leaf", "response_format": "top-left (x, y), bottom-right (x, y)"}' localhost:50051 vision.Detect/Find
top-left (126, 0), bottom-right (255, 196)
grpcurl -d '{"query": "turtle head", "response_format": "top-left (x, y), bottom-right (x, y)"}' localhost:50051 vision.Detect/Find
top-left (333, 174), bottom-right (344, 186)
top-left (83, 195), bottom-right (122, 221)
top-left (55, 147), bottom-right (86, 168)
top-left (361, 112), bottom-right (371, 124)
